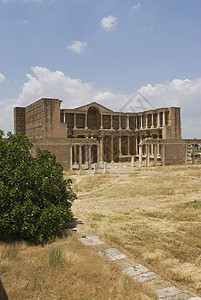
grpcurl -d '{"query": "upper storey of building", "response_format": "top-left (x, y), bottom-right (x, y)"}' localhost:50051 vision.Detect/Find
top-left (14, 98), bottom-right (182, 140)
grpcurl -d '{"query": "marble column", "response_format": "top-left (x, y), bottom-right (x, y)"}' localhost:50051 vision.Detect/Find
top-left (161, 144), bottom-right (165, 166)
top-left (157, 112), bottom-right (160, 128)
top-left (79, 145), bottom-right (82, 170)
top-left (111, 136), bottom-right (114, 162)
top-left (139, 144), bottom-right (142, 167)
top-left (69, 146), bottom-right (73, 170)
top-left (100, 137), bottom-right (104, 162)
top-left (119, 115), bottom-right (121, 130)
top-left (163, 111), bottom-right (166, 126)
top-left (146, 145), bottom-right (150, 167)
top-left (74, 113), bottom-right (77, 129)
top-left (127, 136), bottom-right (130, 155)
top-left (110, 115), bottom-right (113, 129)
top-left (192, 144), bottom-right (195, 164)
top-left (126, 115), bottom-right (130, 129)
top-left (154, 144), bottom-right (157, 166)
top-left (151, 113), bottom-right (154, 128)
top-left (100, 114), bottom-right (103, 129)
top-left (97, 144), bottom-right (100, 168)
top-left (119, 136), bottom-right (122, 155)
top-left (88, 145), bottom-right (92, 169)
top-left (85, 112), bottom-right (88, 129)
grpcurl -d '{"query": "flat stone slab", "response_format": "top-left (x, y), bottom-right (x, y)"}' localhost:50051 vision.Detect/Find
top-left (133, 271), bottom-right (158, 283)
top-left (159, 293), bottom-right (192, 300)
top-left (70, 227), bottom-right (85, 233)
top-left (122, 264), bottom-right (150, 276)
top-left (98, 248), bottom-right (127, 260)
top-left (155, 286), bottom-right (184, 299)
top-left (188, 298), bottom-right (201, 300)
top-left (79, 236), bottom-right (104, 246)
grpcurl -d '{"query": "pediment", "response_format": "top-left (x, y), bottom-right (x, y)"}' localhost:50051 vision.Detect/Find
top-left (74, 102), bottom-right (114, 113)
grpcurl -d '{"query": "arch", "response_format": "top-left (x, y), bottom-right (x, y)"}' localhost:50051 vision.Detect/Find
top-left (87, 107), bottom-right (100, 130)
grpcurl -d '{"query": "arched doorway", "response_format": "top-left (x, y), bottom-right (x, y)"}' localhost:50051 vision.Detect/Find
top-left (87, 107), bottom-right (100, 130)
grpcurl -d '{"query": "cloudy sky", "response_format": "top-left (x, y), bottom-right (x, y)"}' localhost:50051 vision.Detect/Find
top-left (0, 0), bottom-right (201, 138)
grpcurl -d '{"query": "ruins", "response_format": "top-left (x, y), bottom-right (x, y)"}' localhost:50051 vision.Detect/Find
top-left (14, 98), bottom-right (200, 169)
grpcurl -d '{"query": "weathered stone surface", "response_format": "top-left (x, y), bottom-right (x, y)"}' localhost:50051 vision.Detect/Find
top-left (188, 298), bottom-right (201, 300)
top-left (133, 271), bottom-right (158, 283)
top-left (79, 236), bottom-right (104, 246)
top-left (98, 248), bottom-right (127, 260)
top-left (159, 293), bottom-right (192, 300)
top-left (155, 286), bottom-right (183, 299)
top-left (70, 227), bottom-right (85, 233)
top-left (122, 264), bottom-right (150, 276)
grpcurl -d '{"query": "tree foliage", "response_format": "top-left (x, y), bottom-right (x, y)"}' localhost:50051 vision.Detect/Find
top-left (0, 130), bottom-right (76, 244)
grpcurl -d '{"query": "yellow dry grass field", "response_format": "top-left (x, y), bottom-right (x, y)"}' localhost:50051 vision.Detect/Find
top-left (0, 234), bottom-right (152, 300)
top-left (1, 163), bottom-right (201, 299)
top-left (71, 164), bottom-right (201, 296)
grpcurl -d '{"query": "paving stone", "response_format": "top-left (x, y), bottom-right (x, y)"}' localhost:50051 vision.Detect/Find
top-left (70, 227), bottom-right (85, 233)
top-left (133, 271), bottom-right (158, 283)
top-left (79, 236), bottom-right (104, 246)
top-left (155, 286), bottom-right (184, 299)
top-left (98, 248), bottom-right (127, 260)
top-left (122, 264), bottom-right (150, 276)
top-left (188, 298), bottom-right (201, 300)
top-left (159, 293), bottom-right (192, 300)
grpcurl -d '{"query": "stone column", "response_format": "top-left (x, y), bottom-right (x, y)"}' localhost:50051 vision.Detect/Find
top-left (139, 144), bottom-right (142, 167)
top-left (119, 136), bottom-right (122, 155)
top-left (154, 144), bottom-right (157, 166)
top-left (140, 115), bottom-right (143, 129)
top-left (163, 111), bottom-right (166, 126)
top-left (100, 114), bottom-right (103, 129)
top-left (145, 115), bottom-right (148, 129)
top-left (74, 113), bottom-right (77, 129)
top-left (157, 136), bottom-right (160, 155)
top-left (97, 144), bottom-right (100, 169)
top-left (88, 145), bottom-right (92, 169)
top-left (63, 113), bottom-right (66, 123)
top-left (110, 115), bottom-right (113, 129)
top-left (161, 144), bottom-right (165, 166)
top-left (192, 144), bottom-right (195, 164)
top-left (119, 115), bottom-right (121, 130)
top-left (131, 156), bottom-right (134, 167)
top-left (74, 145), bottom-right (77, 164)
top-left (151, 113), bottom-right (154, 128)
top-left (103, 162), bottom-right (108, 173)
top-left (111, 136), bottom-right (114, 162)
top-left (126, 115), bottom-right (130, 130)
top-left (85, 112), bottom-right (88, 129)
top-left (94, 163), bottom-right (98, 174)
top-left (146, 145), bottom-right (150, 167)
top-left (79, 145), bottom-right (82, 170)
top-left (127, 136), bottom-right (130, 155)
top-left (136, 136), bottom-right (138, 155)
top-left (157, 112), bottom-right (160, 128)
top-left (69, 146), bottom-right (73, 170)
top-left (100, 136), bottom-right (104, 163)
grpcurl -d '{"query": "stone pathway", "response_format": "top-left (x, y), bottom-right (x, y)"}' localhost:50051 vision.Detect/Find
top-left (71, 227), bottom-right (201, 300)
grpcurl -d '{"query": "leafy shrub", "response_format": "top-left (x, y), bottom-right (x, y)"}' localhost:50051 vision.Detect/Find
top-left (0, 130), bottom-right (76, 244)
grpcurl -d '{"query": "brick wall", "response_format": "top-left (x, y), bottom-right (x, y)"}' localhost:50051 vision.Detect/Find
top-left (165, 143), bottom-right (186, 165)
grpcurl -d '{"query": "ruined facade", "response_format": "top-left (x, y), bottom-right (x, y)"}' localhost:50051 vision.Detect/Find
top-left (14, 98), bottom-right (186, 169)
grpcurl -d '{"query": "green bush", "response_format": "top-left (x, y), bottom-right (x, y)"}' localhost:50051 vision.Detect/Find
top-left (0, 130), bottom-right (76, 244)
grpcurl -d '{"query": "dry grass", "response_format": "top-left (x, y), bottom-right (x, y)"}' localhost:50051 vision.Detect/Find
top-left (71, 165), bottom-right (201, 295)
top-left (0, 234), bottom-right (152, 300)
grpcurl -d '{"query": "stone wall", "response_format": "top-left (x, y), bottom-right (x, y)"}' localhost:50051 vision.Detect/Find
top-left (14, 107), bottom-right (26, 135)
top-left (165, 142), bottom-right (186, 165)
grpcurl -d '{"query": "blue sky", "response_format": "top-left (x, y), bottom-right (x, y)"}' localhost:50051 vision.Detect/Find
top-left (0, 0), bottom-right (201, 137)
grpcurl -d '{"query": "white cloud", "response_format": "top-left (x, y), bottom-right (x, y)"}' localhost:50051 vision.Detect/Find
top-left (0, 66), bottom-right (201, 138)
top-left (0, 73), bottom-right (6, 82)
top-left (132, 3), bottom-right (140, 11)
top-left (100, 15), bottom-right (118, 32)
top-left (17, 19), bottom-right (29, 25)
top-left (66, 41), bottom-right (87, 54)
top-left (144, 25), bottom-right (154, 31)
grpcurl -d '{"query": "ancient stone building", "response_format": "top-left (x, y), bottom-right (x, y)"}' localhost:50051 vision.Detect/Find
top-left (14, 97), bottom-right (187, 169)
